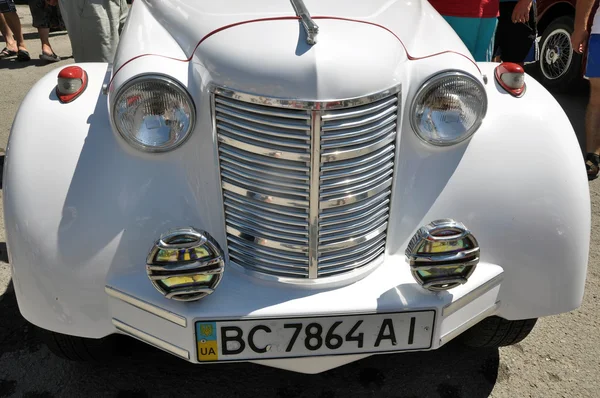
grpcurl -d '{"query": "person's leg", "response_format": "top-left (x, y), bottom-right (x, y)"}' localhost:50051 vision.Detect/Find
top-left (584, 34), bottom-right (600, 179)
top-left (494, 2), bottom-right (515, 63)
top-left (442, 16), bottom-right (478, 58)
top-left (57, 0), bottom-right (80, 61)
top-left (0, 13), bottom-right (16, 53)
top-left (473, 17), bottom-right (499, 62)
top-left (38, 27), bottom-right (59, 61)
top-left (29, 0), bottom-right (59, 61)
top-left (3, 12), bottom-right (27, 52)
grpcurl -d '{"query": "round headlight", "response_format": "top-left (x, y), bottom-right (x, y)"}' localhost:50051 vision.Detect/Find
top-left (112, 75), bottom-right (195, 152)
top-left (411, 71), bottom-right (487, 146)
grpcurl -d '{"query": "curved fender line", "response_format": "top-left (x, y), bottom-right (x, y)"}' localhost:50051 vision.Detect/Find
top-left (109, 15), bottom-right (479, 88)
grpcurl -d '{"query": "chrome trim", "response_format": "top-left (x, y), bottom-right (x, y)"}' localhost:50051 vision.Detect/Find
top-left (222, 182), bottom-right (309, 208)
top-left (112, 319), bottom-right (190, 359)
top-left (290, 0), bottom-right (319, 45)
top-left (442, 274), bottom-right (504, 317)
top-left (146, 227), bottom-right (225, 302)
top-left (110, 73), bottom-right (196, 153)
top-left (308, 109), bottom-right (321, 279)
top-left (405, 219), bottom-right (480, 291)
top-left (439, 301), bottom-right (501, 345)
top-left (410, 70), bottom-right (487, 147)
top-left (228, 254), bottom-right (384, 285)
top-left (212, 85), bottom-right (402, 111)
top-left (213, 85), bottom-right (401, 282)
top-left (105, 286), bottom-right (187, 327)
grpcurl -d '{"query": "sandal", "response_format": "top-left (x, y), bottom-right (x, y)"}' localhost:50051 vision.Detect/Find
top-left (16, 50), bottom-right (30, 62)
top-left (0, 47), bottom-right (17, 58)
top-left (40, 52), bottom-right (60, 63)
top-left (585, 153), bottom-right (599, 181)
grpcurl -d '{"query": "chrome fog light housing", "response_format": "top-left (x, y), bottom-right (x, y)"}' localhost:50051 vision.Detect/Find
top-left (405, 219), bottom-right (480, 291)
top-left (112, 74), bottom-right (195, 152)
top-left (146, 227), bottom-right (224, 301)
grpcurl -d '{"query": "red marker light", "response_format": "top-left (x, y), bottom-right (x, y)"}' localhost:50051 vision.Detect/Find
top-left (56, 66), bottom-right (88, 103)
top-left (494, 62), bottom-right (526, 97)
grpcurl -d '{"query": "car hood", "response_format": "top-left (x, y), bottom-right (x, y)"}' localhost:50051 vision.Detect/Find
top-left (142, 0), bottom-right (471, 59)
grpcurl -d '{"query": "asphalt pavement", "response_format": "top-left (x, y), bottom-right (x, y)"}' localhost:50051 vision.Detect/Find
top-left (0, 6), bottom-right (598, 398)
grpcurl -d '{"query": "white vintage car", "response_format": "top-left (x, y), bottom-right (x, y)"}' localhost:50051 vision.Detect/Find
top-left (3, 0), bottom-right (591, 374)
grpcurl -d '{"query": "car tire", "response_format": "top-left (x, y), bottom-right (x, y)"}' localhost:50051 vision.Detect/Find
top-left (537, 16), bottom-right (583, 93)
top-left (37, 327), bottom-right (119, 361)
top-left (459, 316), bottom-right (538, 348)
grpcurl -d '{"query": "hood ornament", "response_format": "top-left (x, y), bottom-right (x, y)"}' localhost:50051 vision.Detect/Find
top-left (290, 0), bottom-right (319, 45)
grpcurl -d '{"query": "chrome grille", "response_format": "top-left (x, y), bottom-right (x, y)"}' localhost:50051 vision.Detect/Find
top-left (214, 86), bottom-right (400, 281)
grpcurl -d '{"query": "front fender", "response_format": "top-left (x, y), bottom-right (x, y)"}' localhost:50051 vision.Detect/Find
top-left (4, 61), bottom-right (226, 337)
top-left (389, 61), bottom-right (590, 320)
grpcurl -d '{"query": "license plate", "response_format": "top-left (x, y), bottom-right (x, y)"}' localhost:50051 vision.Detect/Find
top-left (195, 310), bottom-right (435, 362)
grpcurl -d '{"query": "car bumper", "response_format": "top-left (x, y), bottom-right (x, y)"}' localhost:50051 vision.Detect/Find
top-left (105, 255), bottom-right (503, 374)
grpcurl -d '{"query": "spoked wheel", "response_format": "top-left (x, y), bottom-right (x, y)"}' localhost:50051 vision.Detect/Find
top-left (538, 16), bottom-right (583, 93)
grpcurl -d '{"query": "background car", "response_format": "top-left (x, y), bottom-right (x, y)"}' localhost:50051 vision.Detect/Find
top-left (534, 0), bottom-right (599, 92)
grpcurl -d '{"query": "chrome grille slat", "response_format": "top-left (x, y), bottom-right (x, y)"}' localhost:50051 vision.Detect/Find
top-left (320, 161), bottom-right (394, 190)
top-left (218, 134), bottom-right (310, 162)
top-left (320, 148), bottom-right (394, 180)
top-left (227, 226), bottom-right (308, 253)
top-left (319, 205), bottom-right (389, 235)
top-left (222, 181), bottom-right (309, 208)
top-left (321, 123), bottom-right (396, 149)
top-left (215, 104), bottom-right (311, 130)
top-left (219, 146), bottom-right (309, 172)
top-left (222, 170), bottom-right (310, 198)
top-left (321, 96), bottom-right (398, 121)
top-left (221, 163), bottom-right (309, 190)
top-left (216, 114), bottom-right (310, 141)
top-left (319, 178), bottom-right (393, 209)
top-left (228, 235), bottom-right (308, 262)
top-left (229, 255), bottom-right (309, 277)
top-left (321, 145), bottom-right (395, 173)
top-left (319, 234), bottom-right (387, 262)
top-left (321, 114), bottom-right (396, 142)
top-left (320, 103), bottom-right (398, 131)
top-left (215, 86), bottom-right (399, 280)
top-left (224, 193), bottom-right (307, 220)
top-left (229, 248), bottom-right (308, 269)
top-left (320, 169), bottom-right (393, 199)
top-left (321, 132), bottom-right (396, 162)
top-left (225, 210), bottom-right (309, 238)
top-left (219, 123), bottom-right (310, 149)
top-left (320, 190), bottom-right (390, 219)
top-left (215, 97), bottom-right (311, 120)
top-left (318, 247), bottom-right (386, 275)
top-left (319, 215), bottom-right (389, 243)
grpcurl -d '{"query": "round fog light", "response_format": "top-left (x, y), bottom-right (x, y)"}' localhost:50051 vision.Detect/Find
top-left (146, 228), bottom-right (224, 301)
top-left (405, 219), bottom-right (480, 291)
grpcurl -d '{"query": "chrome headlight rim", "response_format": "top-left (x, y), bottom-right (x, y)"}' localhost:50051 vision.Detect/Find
top-left (111, 73), bottom-right (196, 153)
top-left (410, 70), bottom-right (488, 147)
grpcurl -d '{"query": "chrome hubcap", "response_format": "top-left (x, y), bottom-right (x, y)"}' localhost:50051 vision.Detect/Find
top-left (541, 28), bottom-right (573, 80)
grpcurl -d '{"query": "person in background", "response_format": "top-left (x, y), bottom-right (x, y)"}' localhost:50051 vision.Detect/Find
top-left (0, 0), bottom-right (29, 61)
top-left (27, 0), bottom-right (61, 62)
top-left (494, 0), bottom-right (537, 64)
top-left (57, 0), bottom-right (129, 63)
top-left (428, 0), bottom-right (500, 62)
top-left (572, 0), bottom-right (600, 180)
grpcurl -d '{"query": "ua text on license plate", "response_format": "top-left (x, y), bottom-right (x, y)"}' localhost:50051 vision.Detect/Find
top-left (195, 311), bottom-right (435, 362)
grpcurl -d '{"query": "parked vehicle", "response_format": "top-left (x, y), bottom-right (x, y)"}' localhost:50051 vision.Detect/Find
top-left (535, 0), bottom-right (598, 92)
top-left (3, 0), bottom-right (590, 374)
